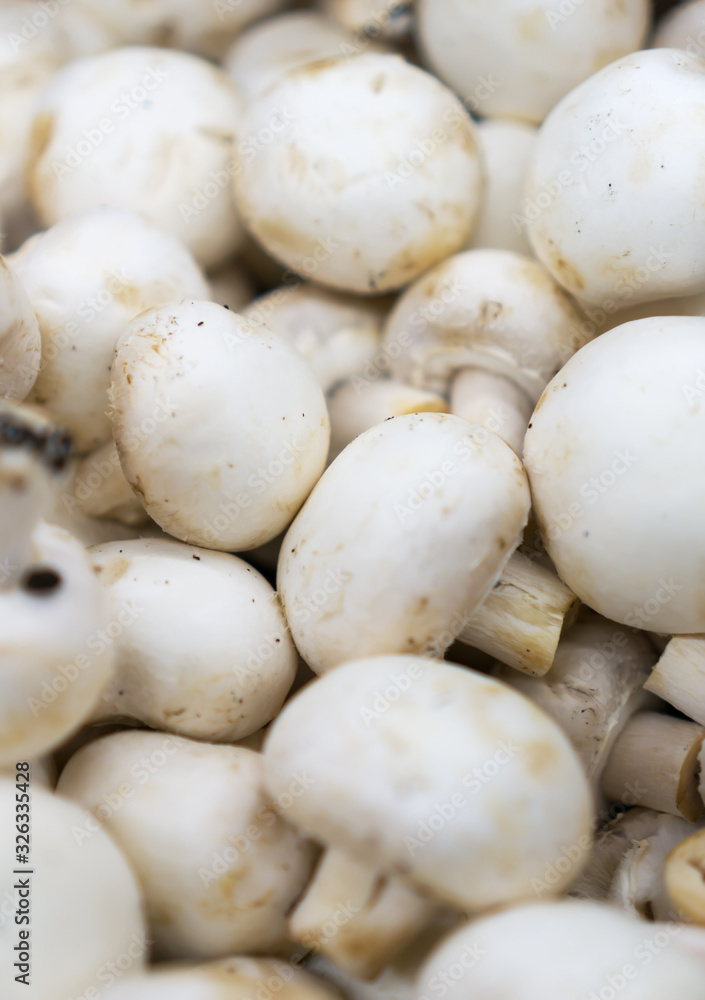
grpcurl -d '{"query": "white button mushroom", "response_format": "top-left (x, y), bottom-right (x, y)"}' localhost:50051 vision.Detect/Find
top-left (0, 255), bottom-right (41, 401)
top-left (28, 47), bottom-right (245, 268)
top-left (524, 48), bottom-right (705, 306)
top-left (75, 441), bottom-right (151, 527)
top-left (381, 249), bottom-right (585, 455)
top-left (232, 53), bottom-right (483, 294)
top-left (524, 316), bottom-right (705, 633)
top-left (416, 900), bottom-right (705, 1000)
top-left (57, 731), bottom-right (317, 960)
top-left (12, 207), bottom-right (210, 453)
top-left (263, 654), bottom-right (593, 974)
top-left (108, 300), bottom-right (330, 551)
top-left (0, 778), bottom-right (147, 1000)
top-left (278, 413), bottom-right (530, 673)
top-left (87, 537), bottom-right (298, 741)
top-left (415, 0), bottom-right (650, 124)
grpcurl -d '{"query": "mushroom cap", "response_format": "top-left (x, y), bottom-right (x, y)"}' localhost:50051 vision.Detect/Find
top-left (382, 249), bottom-right (584, 402)
top-left (233, 53), bottom-right (482, 295)
top-left (89, 537), bottom-right (297, 741)
top-left (0, 778), bottom-right (146, 1000)
top-left (243, 283), bottom-right (383, 394)
top-left (101, 957), bottom-right (343, 1000)
top-left (264, 655), bottom-right (593, 910)
top-left (415, 0), bottom-right (650, 124)
top-left (13, 207), bottom-right (209, 452)
top-left (57, 731), bottom-right (317, 959)
top-left (525, 48), bottom-right (705, 306)
top-left (417, 899), bottom-right (705, 1000)
top-left (28, 46), bottom-right (245, 268)
top-left (108, 299), bottom-right (330, 551)
top-left (322, 0), bottom-right (414, 39)
top-left (277, 412), bottom-right (530, 673)
top-left (0, 520), bottom-right (115, 766)
top-left (0, 255), bottom-right (41, 401)
top-left (524, 315), bottom-right (705, 633)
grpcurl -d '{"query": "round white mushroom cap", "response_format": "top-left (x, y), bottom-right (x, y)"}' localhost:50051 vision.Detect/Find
top-left (13, 207), bottom-right (210, 452)
top-left (0, 779), bottom-right (147, 1000)
top-left (28, 46), bottom-right (245, 268)
top-left (108, 300), bottom-right (330, 551)
top-left (417, 899), bottom-right (705, 1000)
top-left (0, 256), bottom-right (41, 401)
top-left (416, 0), bottom-right (650, 124)
top-left (278, 413), bottom-right (530, 673)
top-left (57, 731), bottom-right (317, 960)
top-left (524, 315), bottom-right (705, 633)
top-left (88, 537), bottom-right (297, 741)
top-left (264, 655), bottom-right (593, 911)
top-left (524, 48), bottom-right (705, 306)
top-left (233, 53), bottom-right (483, 294)
top-left (382, 249), bottom-right (585, 403)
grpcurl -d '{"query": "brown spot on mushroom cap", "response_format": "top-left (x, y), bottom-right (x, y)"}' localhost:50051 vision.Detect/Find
top-left (544, 242), bottom-right (585, 293)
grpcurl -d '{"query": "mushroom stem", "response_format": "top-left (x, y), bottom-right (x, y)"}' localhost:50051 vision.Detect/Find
top-left (601, 713), bottom-right (705, 822)
top-left (664, 827), bottom-right (705, 924)
top-left (75, 440), bottom-right (149, 526)
top-left (450, 368), bottom-right (533, 455)
top-left (327, 377), bottom-right (448, 459)
top-left (458, 549), bottom-right (580, 676)
top-left (644, 636), bottom-right (705, 726)
top-left (289, 847), bottom-right (439, 981)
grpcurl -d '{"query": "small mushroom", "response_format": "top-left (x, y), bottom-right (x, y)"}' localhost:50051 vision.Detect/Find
top-left (381, 248), bottom-right (585, 455)
top-left (263, 654), bottom-right (593, 977)
top-left (524, 316), bottom-right (705, 633)
top-left (601, 712), bottom-right (705, 822)
top-left (416, 899), bottom-right (705, 1000)
top-left (0, 255), bottom-right (41, 401)
top-left (57, 730), bottom-right (318, 960)
top-left (493, 610), bottom-right (656, 784)
top-left (0, 777), bottom-right (147, 999)
top-left (232, 52), bottom-right (483, 295)
top-left (664, 826), bottom-right (705, 923)
top-left (88, 536), bottom-right (298, 742)
top-left (108, 300), bottom-right (330, 551)
top-left (12, 207), bottom-right (210, 452)
top-left (277, 413), bottom-right (530, 673)
top-left (524, 48), bottom-right (705, 305)
top-left (29, 46), bottom-right (245, 268)
top-left (415, 0), bottom-right (650, 124)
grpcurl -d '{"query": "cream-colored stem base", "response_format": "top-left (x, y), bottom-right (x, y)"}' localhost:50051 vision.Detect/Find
top-left (644, 636), bottom-right (705, 727)
top-left (450, 368), bottom-right (533, 455)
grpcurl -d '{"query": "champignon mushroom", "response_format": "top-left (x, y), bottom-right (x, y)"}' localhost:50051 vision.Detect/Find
top-left (12, 207), bottom-right (210, 452)
top-left (0, 255), bottom-right (41, 401)
top-left (524, 316), bottom-right (705, 633)
top-left (644, 635), bottom-right (705, 727)
top-left (493, 610), bottom-right (656, 785)
top-left (415, 0), bottom-right (650, 124)
top-left (108, 299), bottom-right (330, 551)
top-left (263, 654), bottom-right (593, 977)
top-left (381, 248), bottom-right (586, 455)
top-left (664, 826), bottom-right (705, 923)
top-left (57, 730), bottom-right (317, 960)
top-left (416, 899), bottom-right (705, 1000)
top-left (0, 778), bottom-right (147, 1000)
top-left (524, 48), bottom-right (705, 306)
top-left (75, 441), bottom-right (150, 527)
top-left (278, 412), bottom-right (530, 673)
top-left (232, 53), bottom-right (483, 295)
top-left (87, 537), bottom-right (298, 742)
top-left (28, 46), bottom-right (245, 268)
top-left (322, 0), bottom-right (414, 40)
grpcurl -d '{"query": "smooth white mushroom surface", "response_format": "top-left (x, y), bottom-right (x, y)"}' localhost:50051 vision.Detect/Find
top-left (108, 300), bottom-right (330, 551)
top-left (28, 46), bottom-right (245, 268)
top-left (264, 655), bottom-right (593, 911)
top-left (0, 255), bottom-right (41, 401)
top-left (524, 315), bottom-right (705, 633)
top-left (278, 413), bottom-right (530, 673)
top-left (417, 900), bottom-right (705, 1000)
top-left (524, 48), bottom-right (705, 306)
top-left (88, 537), bottom-right (298, 741)
top-left (57, 731), bottom-right (317, 960)
top-left (0, 779), bottom-right (147, 1000)
top-left (13, 207), bottom-right (210, 452)
top-left (416, 0), bottom-right (650, 124)
top-left (233, 53), bottom-right (483, 294)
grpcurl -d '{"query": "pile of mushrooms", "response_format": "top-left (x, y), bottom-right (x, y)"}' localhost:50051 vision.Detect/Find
top-left (6, 2), bottom-right (705, 998)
